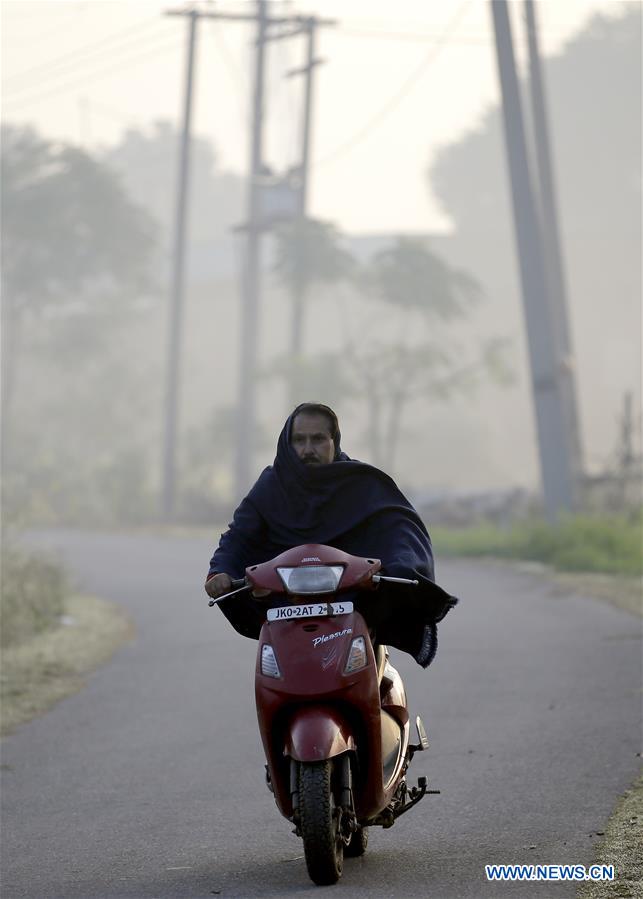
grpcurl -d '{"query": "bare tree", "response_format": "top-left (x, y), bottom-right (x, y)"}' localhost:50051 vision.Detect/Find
top-left (348, 237), bottom-right (509, 471)
top-left (271, 218), bottom-right (355, 406)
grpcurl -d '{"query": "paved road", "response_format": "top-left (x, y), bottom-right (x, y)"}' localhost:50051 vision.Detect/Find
top-left (1, 530), bottom-right (641, 898)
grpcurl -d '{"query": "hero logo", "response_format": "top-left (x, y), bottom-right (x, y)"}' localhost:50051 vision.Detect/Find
top-left (301, 556), bottom-right (321, 562)
top-left (312, 627), bottom-right (352, 648)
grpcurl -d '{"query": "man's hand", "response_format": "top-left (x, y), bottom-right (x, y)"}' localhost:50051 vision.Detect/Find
top-left (205, 572), bottom-right (233, 599)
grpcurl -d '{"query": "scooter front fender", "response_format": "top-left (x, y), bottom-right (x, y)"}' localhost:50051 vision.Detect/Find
top-left (284, 704), bottom-right (356, 762)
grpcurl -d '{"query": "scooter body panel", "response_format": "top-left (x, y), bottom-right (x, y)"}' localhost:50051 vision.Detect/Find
top-left (255, 607), bottom-right (411, 821)
top-left (380, 661), bottom-right (410, 728)
top-left (284, 704), bottom-right (356, 761)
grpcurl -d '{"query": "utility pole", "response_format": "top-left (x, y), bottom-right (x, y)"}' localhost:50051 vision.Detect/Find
top-left (286, 17), bottom-right (318, 383)
top-left (490, 0), bottom-right (575, 521)
top-left (235, 0), bottom-right (268, 498)
top-left (618, 392), bottom-right (635, 471)
top-left (162, 8), bottom-right (198, 522)
top-left (616, 391), bottom-right (640, 508)
top-left (163, 3), bottom-right (295, 513)
top-left (524, 0), bottom-right (584, 495)
top-left (232, 7), bottom-right (333, 495)
top-left (283, 16), bottom-right (335, 408)
top-left (164, 4), bottom-right (332, 502)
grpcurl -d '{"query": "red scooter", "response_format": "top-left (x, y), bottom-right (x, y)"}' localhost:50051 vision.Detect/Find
top-left (209, 544), bottom-right (438, 886)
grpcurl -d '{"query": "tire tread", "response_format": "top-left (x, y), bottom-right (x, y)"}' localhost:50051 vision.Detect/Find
top-left (299, 761), bottom-right (343, 885)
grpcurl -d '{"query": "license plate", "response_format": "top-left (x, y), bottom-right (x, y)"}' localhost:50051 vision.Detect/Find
top-left (267, 601), bottom-right (353, 622)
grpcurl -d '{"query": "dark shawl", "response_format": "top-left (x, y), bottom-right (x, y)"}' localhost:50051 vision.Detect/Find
top-left (209, 411), bottom-right (458, 666)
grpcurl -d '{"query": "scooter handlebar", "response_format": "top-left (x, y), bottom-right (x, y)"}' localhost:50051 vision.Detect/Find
top-left (208, 574), bottom-right (418, 608)
top-left (372, 574), bottom-right (419, 586)
top-left (207, 578), bottom-right (249, 607)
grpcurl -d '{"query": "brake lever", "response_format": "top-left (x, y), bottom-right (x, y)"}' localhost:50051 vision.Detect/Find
top-left (208, 581), bottom-right (251, 607)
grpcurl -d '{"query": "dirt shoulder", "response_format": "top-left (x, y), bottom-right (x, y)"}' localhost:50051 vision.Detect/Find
top-left (470, 558), bottom-right (641, 619)
top-left (1, 592), bottom-right (133, 736)
top-left (550, 570), bottom-right (642, 619)
top-left (570, 568), bottom-right (642, 898)
top-left (577, 772), bottom-right (643, 899)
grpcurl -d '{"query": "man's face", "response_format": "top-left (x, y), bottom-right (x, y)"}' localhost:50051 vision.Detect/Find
top-left (291, 413), bottom-right (336, 466)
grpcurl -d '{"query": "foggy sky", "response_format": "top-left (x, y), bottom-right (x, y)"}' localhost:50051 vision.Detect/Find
top-left (1, 0), bottom-right (617, 233)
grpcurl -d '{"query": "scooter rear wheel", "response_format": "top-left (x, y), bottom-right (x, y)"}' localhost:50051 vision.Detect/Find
top-left (298, 760), bottom-right (344, 885)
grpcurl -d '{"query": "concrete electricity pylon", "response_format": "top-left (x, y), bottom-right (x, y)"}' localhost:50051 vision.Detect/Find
top-left (162, 8), bottom-right (198, 522)
top-left (490, 0), bottom-right (575, 521)
top-left (524, 0), bottom-right (584, 491)
top-left (286, 18), bottom-right (321, 368)
top-left (233, 6), bottom-right (334, 497)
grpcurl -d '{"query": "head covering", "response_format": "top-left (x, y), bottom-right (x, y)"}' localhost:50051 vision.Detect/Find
top-left (247, 406), bottom-right (411, 537)
top-left (211, 407), bottom-right (457, 665)
top-left (254, 407), bottom-right (453, 645)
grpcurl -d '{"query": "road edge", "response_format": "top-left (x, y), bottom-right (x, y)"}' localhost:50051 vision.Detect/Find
top-left (1, 592), bottom-right (133, 737)
top-left (471, 558), bottom-right (642, 897)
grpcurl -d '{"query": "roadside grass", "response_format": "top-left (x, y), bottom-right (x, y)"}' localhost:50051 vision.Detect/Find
top-left (1, 543), bottom-right (132, 736)
top-left (432, 512), bottom-right (642, 578)
top-left (1, 544), bottom-right (68, 647)
top-left (1, 592), bottom-right (132, 735)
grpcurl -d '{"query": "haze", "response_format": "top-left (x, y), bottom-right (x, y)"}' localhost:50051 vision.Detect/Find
top-left (1, 0), bottom-right (640, 526)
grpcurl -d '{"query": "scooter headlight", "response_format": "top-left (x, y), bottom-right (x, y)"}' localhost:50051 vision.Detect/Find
top-left (261, 644), bottom-right (281, 678)
top-left (277, 565), bottom-right (344, 595)
top-left (344, 636), bottom-right (368, 673)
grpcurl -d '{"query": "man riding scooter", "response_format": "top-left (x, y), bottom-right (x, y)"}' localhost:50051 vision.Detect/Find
top-left (205, 402), bottom-right (456, 665)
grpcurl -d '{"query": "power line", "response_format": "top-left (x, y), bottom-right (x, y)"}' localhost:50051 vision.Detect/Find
top-left (3, 33), bottom-right (184, 111)
top-left (3, 17), bottom-right (172, 92)
top-left (2, 3), bottom-right (81, 25)
top-left (334, 24), bottom-right (578, 44)
top-left (6, 10), bottom-right (97, 52)
top-left (336, 27), bottom-right (491, 44)
top-left (312, 0), bottom-right (472, 170)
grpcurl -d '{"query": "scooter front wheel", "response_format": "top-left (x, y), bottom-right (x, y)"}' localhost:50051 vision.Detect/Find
top-left (345, 824), bottom-right (368, 857)
top-left (298, 760), bottom-right (344, 885)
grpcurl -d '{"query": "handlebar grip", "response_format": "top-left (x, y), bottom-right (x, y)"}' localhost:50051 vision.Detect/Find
top-left (231, 577), bottom-right (246, 588)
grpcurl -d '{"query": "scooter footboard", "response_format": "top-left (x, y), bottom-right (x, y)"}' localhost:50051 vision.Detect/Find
top-left (285, 704), bottom-right (356, 762)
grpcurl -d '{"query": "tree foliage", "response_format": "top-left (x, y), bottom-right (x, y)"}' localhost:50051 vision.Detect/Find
top-left (267, 229), bottom-right (506, 473)
top-left (344, 236), bottom-right (496, 470)
top-left (272, 218), bottom-right (356, 292)
top-left (1, 125), bottom-right (157, 312)
top-left (366, 236), bottom-right (482, 318)
top-left (426, 6), bottom-right (641, 485)
top-left (430, 7), bottom-right (641, 238)
top-left (261, 351), bottom-right (352, 418)
top-left (1, 125), bottom-right (161, 524)
top-left (102, 120), bottom-right (245, 245)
